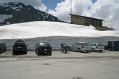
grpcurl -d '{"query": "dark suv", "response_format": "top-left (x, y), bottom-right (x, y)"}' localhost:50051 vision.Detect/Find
top-left (12, 39), bottom-right (28, 55)
top-left (0, 41), bottom-right (7, 54)
top-left (35, 42), bottom-right (52, 55)
top-left (108, 41), bottom-right (119, 51)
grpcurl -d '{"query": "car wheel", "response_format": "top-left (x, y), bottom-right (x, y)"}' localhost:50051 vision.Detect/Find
top-left (91, 48), bottom-right (94, 52)
top-left (86, 51), bottom-right (89, 53)
top-left (70, 48), bottom-right (72, 51)
top-left (4, 49), bottom-right (6, 52)
top-left (77, 48), bottom-right (81, 52)
top-left (0, 49), bottom-right (2, 54)
top-left (24, 51), bottom-right (27, 54)
top-left (49, 52), bottom-right (52, 56)
top-left (12, 51), bottom-right (16, 55)
top-left (63, 49), bottom-right (67, 53)
top-left (1, 49), bottom-right (4, 53)
top-left (99, 50), bottom-right (102, 52)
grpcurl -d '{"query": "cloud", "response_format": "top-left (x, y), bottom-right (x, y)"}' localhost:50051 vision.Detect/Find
top-left (48, 0), bottom-right (92, 22)
top-left (0, 0), bottom-right (47, 11)
top-left (48, 0), bottom-right (71, 21)
top-left (92, 0), bottom-right (119, 29)
top-left (48, 0), bottom-right (119, 30)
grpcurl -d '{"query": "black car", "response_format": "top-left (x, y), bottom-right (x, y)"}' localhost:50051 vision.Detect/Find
top-left (35, 42), bottom-right (52, 55)
top-left (0, 41), bottom-right (7, 54)
top-left (12, 39), bottom-right (28, 55)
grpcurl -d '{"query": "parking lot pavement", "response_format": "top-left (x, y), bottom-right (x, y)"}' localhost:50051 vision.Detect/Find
top-left (0, 50), bottom-right (119, 79)
top-left (0, 50), bottom-right (119, 59)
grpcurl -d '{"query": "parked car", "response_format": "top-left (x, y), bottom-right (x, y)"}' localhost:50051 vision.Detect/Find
top-left (0, 41), bottom-right (7, 54)
top-left (90, 43), bottom-right (104, 52)
top-left (107, 41), bottom-right (119, 51)
top-left (12, 39), bottom-right (28, 55)
top-left (70, 42), bottom-right (91, 52)
top-left (35, 41), bottom-right (52, 55)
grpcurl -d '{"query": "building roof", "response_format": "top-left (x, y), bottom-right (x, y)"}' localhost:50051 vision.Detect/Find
top-left (69, 14), bottom-right (104, 21)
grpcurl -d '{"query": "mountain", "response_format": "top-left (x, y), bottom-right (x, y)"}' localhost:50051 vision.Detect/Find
top-left (0, 2), bottom-right (59, 24)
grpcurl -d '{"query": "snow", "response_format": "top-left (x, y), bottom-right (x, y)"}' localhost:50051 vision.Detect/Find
top-left (38, 17), bottom-right (41, 19)
top-left (0, 21), bottom-right (119, 50)
top-left (51, 17), bottom-right (55, 21)
top-left (0, 14), bottom-right (12, 22)
top-left (0, 2), bottom-right (22, 12)
top-left (0, 21), bottom-right (119, 39)
top-left (4, 4), bottom-right (9, 7)
top-left (12, 5), bottom-right (22, 11)
top-left (44, 14), bottom-right (48, 18)
top-left (0, 3), bottom-right (5, 6)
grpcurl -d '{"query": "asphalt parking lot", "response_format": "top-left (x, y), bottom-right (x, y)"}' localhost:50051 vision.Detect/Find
top-left (0, 50), bottom-right (119, 79)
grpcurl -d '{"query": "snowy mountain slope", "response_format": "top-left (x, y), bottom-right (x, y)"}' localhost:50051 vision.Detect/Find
top-left (0, 21), bottom-right (119, 39)
top-left (0, 2), bottom-right (58, 24)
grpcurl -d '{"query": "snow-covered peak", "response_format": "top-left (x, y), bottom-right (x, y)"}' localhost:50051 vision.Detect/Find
top-left (0, 2), bottom-right (24, 11)
top-left (0, 2), bottom-right (59, 24)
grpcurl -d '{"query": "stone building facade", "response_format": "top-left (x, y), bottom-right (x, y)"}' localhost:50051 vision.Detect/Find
top-left (70, 14), bottom-right (104, 27)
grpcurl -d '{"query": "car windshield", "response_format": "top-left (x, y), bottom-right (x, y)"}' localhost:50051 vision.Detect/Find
top-left (16, 39), bottom-right (24, 42)
top-left (83, 43), bottom-right (89, 46)
top-left (40, 42), bottom-right (51, 47)
top-left (98, 44), bottom-right (103, 46)
top-left (14, 42), bottom-right (25, 46)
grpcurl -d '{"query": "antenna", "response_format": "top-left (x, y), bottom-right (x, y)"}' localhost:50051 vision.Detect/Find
top-left (70, 0), bottom-right (72, 14)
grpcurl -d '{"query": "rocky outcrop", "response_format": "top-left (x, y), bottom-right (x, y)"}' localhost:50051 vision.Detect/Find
top-left (0, 2), bottom-right (59, 24)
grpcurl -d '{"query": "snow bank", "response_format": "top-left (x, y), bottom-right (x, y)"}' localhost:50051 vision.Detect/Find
top-left (1, 21), bottom-right (119, 50)
top-left (3, 36), bottom-right (119, 50)
top-left (0, 21), bottom-right (119, 39)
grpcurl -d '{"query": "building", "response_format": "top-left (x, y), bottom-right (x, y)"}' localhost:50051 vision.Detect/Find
top-left (70, 14), bottom-right (104, 27)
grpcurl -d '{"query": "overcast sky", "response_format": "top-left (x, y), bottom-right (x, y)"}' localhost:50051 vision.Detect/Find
top-left (0, 0), bottom-right (119, 30)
